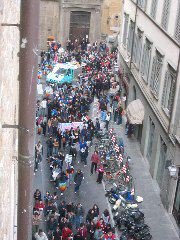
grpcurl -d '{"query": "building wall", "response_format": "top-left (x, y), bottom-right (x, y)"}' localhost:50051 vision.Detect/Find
top-left (101, 0), bottom-right (122, 37)
top-left (40, 0), bottom-right (60, 49)
top-left (119, 0), bottom-right (180, 214)
top-left (0, 0), bottom-right (20, 239)
top-left (59, 0), bottom-right (103, 46)
top-left (40, 0), bottom-right (119, 49)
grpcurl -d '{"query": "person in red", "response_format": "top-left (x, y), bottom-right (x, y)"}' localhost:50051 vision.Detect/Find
top-left (96, 218), bottom-right (105, 232)
top-left (90, 151), bottom-right (100, 175)
top-left (103, 231), bottom-right (117, 240)
top-left (34, 200), bottom-right (45, 211)
top-left (62, 224), bottom-right (73, 240)
top-left (77, 223), bottom-right (88, 239)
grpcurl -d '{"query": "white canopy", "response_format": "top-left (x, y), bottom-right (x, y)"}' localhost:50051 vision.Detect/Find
top-left (126, 99), bottom-right (144, 124)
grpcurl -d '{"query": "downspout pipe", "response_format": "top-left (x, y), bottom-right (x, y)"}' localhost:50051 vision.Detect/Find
top-left (17, 0), bottom-right (40, 239)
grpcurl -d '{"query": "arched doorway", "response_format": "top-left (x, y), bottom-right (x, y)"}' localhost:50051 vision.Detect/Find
top-left (69, 11), bottom-right (91, 42)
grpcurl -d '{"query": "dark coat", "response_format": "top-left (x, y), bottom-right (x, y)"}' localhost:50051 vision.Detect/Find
top-left (74, 172), bottom-right (83, 186)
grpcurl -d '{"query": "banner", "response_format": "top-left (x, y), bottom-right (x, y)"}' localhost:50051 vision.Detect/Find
top-left (58, 122), bottom-right (83, 132)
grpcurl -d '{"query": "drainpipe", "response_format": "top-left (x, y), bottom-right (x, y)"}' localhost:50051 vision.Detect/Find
top-left (168, 49), bottom-right (180, 134)
top-left (129, 1), bottom-right (138, 70)
top-left (17, 0), bottom-right (40, 239)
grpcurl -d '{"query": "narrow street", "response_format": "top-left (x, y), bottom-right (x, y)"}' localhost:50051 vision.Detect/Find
top-left (33, 82), bottom-right (179, 239)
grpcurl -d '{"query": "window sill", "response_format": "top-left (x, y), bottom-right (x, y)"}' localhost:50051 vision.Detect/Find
top-left (150, 89), bottom-right (159, 100)
top-left (162, 107), bottom-right (170, 118)
top-left (141, 75), bottom-right (148, 84)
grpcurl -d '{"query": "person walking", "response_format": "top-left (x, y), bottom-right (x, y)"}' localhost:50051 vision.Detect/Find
top-left (90, 151), bottom-right (100, 175)
top-left (105, 112), bottom-right (111, 131)
top-left (74, 170), bottom-right (84, 194)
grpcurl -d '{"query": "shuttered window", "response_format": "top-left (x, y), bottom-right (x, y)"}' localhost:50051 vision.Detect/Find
top-left (123, 14), bottom-right (129, 47)
top-left (137, 0), bottom-right (147, 10)
top-left (150, 0), bottom-right (158, 19)
top-left (162, 66), bottom-right (176, 116)
top-left (140, 39), bottom-right (152, 82)
top-left (174, 2), bottom-right (180, 43)
top-left (150, 50), bottom-right (163, 97)
top-left (132, 28), bottom-right (143, 70)
top-left (127, 21), bottom-right (135, 54)
top-left (161, 0), bottom-right (171, 30)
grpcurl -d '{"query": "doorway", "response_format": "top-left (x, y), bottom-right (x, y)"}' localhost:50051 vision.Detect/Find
top-left (69, 11), bottom-right (91, 42)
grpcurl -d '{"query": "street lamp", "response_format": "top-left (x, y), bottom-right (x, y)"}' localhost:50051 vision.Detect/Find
top-left (168, 165), bottom-right (177, 177)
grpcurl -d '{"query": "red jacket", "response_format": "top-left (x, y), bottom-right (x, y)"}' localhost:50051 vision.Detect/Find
top-left (77, 227), bottom-right (88, 238)
top-left (91, 153), bottom-right (100, 164)
top-left (103, 233), bottom-right (116, 240)
top-left (62, 227), bottom-right (72, 239)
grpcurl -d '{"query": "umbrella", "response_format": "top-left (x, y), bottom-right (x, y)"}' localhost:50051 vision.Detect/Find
top-left (126, 99), bottom-right (144, 124)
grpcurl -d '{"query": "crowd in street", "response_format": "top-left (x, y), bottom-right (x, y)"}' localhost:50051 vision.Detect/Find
top-left (33, 188), bottom-right (116, 240)
top-left (32, 38), bottom-right (134, 240)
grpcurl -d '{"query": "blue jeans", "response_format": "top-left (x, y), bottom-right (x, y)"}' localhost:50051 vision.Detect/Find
top-left (47, 147), bottom-right (53, 157)
top-left (75, 185), bottom-right (80, 192)
top-left (75, 215), bottom-right (83, 228)
top-left (53, 147), bottom-right (58, 155)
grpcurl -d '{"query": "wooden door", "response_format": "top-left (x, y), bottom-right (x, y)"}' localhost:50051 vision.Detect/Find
top-left (69, 11), bottom-right (91, 42)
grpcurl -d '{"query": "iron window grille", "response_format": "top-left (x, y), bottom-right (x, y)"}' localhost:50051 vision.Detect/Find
top-left (150, 0), bottom-right (158, 20)
top-left (123, 14), bottom-right (129, 47)
top-left (132, 28), bottom-right (143, 69)
top-left (140, 38), bottom-right (152, 82)
top-left (137, 0), bottom-right (147, 10)
top-left (174, 1), bottom-right (180, 44)
top-left (161, 0), bottom-right (171, 31)
top-left (161, 65), bottom-right (176, 116)
top-left (150, 50), bottom-right (163, 97)
top-left (127, 20), bottom-right (135, 54)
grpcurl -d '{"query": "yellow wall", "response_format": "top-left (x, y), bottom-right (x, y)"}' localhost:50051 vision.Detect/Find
top-left (101, 0), bottom-right (122, 36)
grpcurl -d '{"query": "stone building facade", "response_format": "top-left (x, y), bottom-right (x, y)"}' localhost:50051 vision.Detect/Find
top-left (101, 0), bottom-right (122, 38)
top-left (118, 0), bottom-right (180, 227)
top-left (0, 0), bottom-right (20, 239)
top-left (40, 0), bottom-right (60, 50)
top-left (39, 0), bottom-right (122, 49)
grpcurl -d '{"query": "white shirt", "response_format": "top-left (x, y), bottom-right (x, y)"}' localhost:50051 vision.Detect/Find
top-left (35, 232), bottom-right (48, 240)
top-left (106, 114), bottom-right (110, 122)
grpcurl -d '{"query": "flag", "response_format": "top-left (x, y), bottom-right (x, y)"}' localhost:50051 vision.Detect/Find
top-left (114, 144), bottom-right (120, 152)
top-left (118, 154), bottom-right (123, 162)
top-left (122, 164), bottom-right (127, 174)
top-left (111, 135), bottom-right (116, 143)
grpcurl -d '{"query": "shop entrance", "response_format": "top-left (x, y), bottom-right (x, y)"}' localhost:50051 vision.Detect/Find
top-left (69, 11), bottom-right (91, 42)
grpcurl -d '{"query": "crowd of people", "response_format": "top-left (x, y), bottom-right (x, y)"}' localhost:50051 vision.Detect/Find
top-left (32, 37), bottom-right (135, 239)
top-left (33, 189), bottom-right (116, 240)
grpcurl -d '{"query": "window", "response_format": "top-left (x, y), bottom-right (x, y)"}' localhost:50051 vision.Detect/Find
top-left (140, 39), bottom-right (152, 82)
top-left (127, 20), bottom-right (135, 54)
top-left (147, 118), bottom-right (155, 162)
top-left (137, 0), bottom-right (147, 10)
top-left (161, 0), bottom-right (171, 30)
top-left (122, 14), bottom-right (129, 47)
top-left (132, 28), bottom-right (143, 69)
top-left (150, 0), bottom-right (158, 19)
top-left (174, 2), bottom-right (180, 43)
top-left (150, 50), bottom-right (163, 97)
top-left (162, 65), bottom-right (176, 115)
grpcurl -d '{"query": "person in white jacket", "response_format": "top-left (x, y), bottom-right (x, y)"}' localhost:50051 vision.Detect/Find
top-left (34, 229), bottom-right (48, 240)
